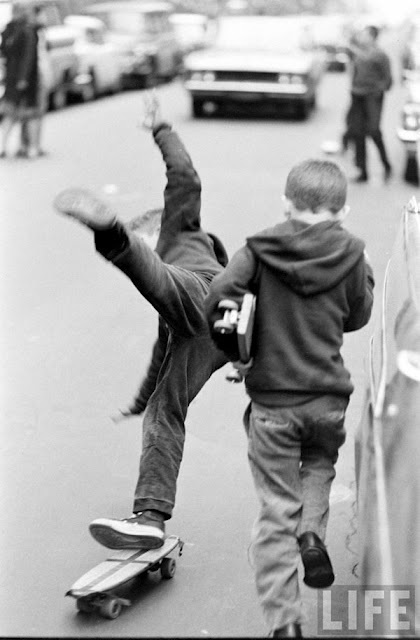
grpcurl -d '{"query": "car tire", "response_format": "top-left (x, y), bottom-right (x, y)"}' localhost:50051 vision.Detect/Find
top-left (80, 72), bottom-right (97, 102)
top-left (404, 153), bottom-right (419, 185)
top-left (295, 100), bottom-right (310, 120)
top-left (192, 98), bottom-right (204, 118)
top-left (50, 84), bottom-right (67, 111)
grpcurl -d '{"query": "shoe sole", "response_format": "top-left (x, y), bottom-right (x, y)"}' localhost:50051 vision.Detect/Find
top-left (54, 188), bottom-right (116, 231)
top-left (89, 523), bottom-right (164, 550)
top-left (302, 548), bottom-right (335, 588)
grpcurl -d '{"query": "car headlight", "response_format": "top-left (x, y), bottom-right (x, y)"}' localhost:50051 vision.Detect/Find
top-left (278, 74), bottom-right (290, 84)
top-left (290, 74), bottom-right (305, 84)
top-left (202, 71), bottom-right (215, 82)
top-left (404, 114), bottom-right (420, 130)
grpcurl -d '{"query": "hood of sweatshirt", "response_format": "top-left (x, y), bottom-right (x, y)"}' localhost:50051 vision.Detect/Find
top-left (247, 219), bottom-right (365, 296)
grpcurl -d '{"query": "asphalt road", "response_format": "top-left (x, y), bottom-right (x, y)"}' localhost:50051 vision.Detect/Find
top-left (1, 40), bottom-right (418, 637)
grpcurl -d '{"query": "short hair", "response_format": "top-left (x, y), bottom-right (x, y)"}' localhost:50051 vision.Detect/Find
top-left (285, 159), bottom-right (347, 214)
top-left (366, 25), bottom-right (379, 40)
top-left (127, 207), bottom-right (162, 234)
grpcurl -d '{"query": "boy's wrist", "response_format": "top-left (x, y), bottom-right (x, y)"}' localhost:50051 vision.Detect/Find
top-left (153, 121), bottom-right (171, 135)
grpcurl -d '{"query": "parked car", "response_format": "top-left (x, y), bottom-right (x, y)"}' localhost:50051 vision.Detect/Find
top-left (170, 12), bottom-right (214, 55)
top-left (64, 14), bottom-right (124, 100)
top-left (183, 15), bottom-right (326, 119)
top-left (397, 79), bottom-right (420, 185)
top-left (355, 197), bottom-right (420, 634)
top-left (86, 1), bottom-right (182, 87)
top-left (309, 14), bottom-right (352, 72)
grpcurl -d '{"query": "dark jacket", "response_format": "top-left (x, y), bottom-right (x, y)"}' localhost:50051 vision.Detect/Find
top-left (1, 18), bottom-right (39, 106)
top-left (350, 44), bottom-right (392, 96)
top-left (129, 123), bottom-right (228, 413)
top-left (206, 218), bottom-right (374, 407)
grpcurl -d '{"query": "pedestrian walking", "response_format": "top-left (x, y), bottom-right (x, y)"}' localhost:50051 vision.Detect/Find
top-left (18, 4), bottom-right (52, 158)
top-left (205, 159), bottom-right (374, 638)
top-left (347, 25), bottom-right (393, 182)
top-left (0, 2), bottom-right (39, 158)
top-left (54, 95), bottom-right (229, 551)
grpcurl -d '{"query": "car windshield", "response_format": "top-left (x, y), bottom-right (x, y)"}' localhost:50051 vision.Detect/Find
top-left (214, 18), bottom-right (314, 53)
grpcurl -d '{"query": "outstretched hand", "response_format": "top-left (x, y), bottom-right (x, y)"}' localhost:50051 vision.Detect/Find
top-left (142, 90), bottom-right (163, 130)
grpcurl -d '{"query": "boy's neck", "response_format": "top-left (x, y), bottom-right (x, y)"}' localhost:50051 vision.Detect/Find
top-left (288, 209), bottom-right (341, 225)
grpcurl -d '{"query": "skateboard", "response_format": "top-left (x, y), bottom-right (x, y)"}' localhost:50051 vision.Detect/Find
top-left (66, 535), bottom-right (184, 619)
top-left (213, 292), bottom-right (256, 383)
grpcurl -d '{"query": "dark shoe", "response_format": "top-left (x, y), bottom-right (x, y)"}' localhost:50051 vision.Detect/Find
top-left (351, 171), bottom-right (368, 183)
top-left (53, 188), bottom-right (117, 230)
top-left (384, 165), bottom-right (392, 182)
top-left (15, 148), bottom-right (28, 158)
top-left (0, 151), bottom-right (6, 158)
top-left (298, 531), bottom-right (334, 589)
top-left (89, 510), bottom-right (165, 550)
top-left (273, 623), bottom-right (303, 638)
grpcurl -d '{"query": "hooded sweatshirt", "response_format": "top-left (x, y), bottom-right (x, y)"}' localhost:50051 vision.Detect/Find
top-left (206, 218), bottom-right (374, 406)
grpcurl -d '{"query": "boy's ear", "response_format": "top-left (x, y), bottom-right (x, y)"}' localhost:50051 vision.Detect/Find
top-left (336, 204), bottom-right (350, 221)
top-left (282, 195), bottom-right (292, 219)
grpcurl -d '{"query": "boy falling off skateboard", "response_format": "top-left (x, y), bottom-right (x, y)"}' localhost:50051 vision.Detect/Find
top-left (205, 160), bottom-right (374, 638)
top-left (54, 95), bottom-right (228, 550)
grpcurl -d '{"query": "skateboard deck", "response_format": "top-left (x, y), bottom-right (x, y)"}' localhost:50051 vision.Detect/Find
top-left (66, 535), bottom-right (183, 619)
top-left (236, 292), bottom-right (256, 363)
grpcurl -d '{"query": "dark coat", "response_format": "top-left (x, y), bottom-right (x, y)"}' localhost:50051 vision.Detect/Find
top-left (0, 18), bottom-right (39, 107)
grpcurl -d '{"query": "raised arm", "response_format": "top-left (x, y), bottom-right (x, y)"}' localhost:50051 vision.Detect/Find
top-left (142, 92), bottom-right (201, 232)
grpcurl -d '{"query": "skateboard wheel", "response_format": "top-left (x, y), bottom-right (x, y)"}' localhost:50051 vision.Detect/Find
top-left (213, 319), bottom-right (234, 334)
top-left (100, 597), bottom-right (122, 619)
top-left (76, 598), bottom-right (95, 613)
top-left (218, 299), bottom-right (238, 311)
top-left (161, 557), bottom-right (176, 579)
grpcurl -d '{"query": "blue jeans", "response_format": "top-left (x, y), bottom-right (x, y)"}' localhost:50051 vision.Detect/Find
top-left (244, 396), bottom-right (347, 630)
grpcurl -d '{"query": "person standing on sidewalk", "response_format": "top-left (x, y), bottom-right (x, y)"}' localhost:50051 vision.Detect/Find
top-left (348, 25), bottom-right (393, 182)
top-left (205, 159), bottom-right (374, 638)
top-left (0, 2), bottom-right (38, 158)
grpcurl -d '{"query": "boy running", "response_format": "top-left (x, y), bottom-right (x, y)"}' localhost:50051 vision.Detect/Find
top-left (205, 159), bottom-right (374, 638)
top-left (54, 96), bottom-right (228, 550)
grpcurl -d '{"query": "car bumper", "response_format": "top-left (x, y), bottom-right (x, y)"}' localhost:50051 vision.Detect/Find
top-left (397, 127), bottom-right (420, 143)
top-left (184, 79), bottom-right (311, 102)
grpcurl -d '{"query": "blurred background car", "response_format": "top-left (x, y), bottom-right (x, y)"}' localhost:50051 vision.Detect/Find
top-left (86, 1), bottom-right (183, 88)
top-left (64, 14), bottom-right (124, 101)
top-left (183, 15), bottom-right (326, 119)
top-left (309, 13), bottom-right (352, 72)
top-left (169, 12), bottom-right (215, 55)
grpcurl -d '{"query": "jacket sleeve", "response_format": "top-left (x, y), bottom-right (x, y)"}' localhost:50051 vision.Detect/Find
top-left (152, 122), bottom-right (201, 228)
top-left (205, 245), bottom-right (258, 359)
top-left (129, 319), bottom-right (169, 413)
top-left (344, 256), bottom-right (375, 332)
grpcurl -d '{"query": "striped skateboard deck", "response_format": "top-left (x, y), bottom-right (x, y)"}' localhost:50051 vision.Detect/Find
top-left (66, 535), bottom-right (183, 618)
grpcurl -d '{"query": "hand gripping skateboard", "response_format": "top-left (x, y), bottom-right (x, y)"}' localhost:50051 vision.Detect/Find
top-left (66, 535), bottom-right (184, 619)
top-left (213, 292), bottom-right (256, 383)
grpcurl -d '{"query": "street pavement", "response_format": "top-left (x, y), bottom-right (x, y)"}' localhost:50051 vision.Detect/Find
top-left (0, 34), bottom-right (418, 637)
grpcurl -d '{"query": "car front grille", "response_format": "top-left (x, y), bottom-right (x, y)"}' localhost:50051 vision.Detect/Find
top-left (215, 70), bottom-right (279, 83)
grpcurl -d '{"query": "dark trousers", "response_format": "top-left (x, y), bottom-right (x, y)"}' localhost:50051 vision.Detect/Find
top-left (95, 224), bottom-right (226, 519)
top-left (351, 93), bottom-right (391, 174)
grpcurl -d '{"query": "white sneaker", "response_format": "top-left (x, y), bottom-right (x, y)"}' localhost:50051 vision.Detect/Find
top-left (89, 513), bottom-right (165, 550)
